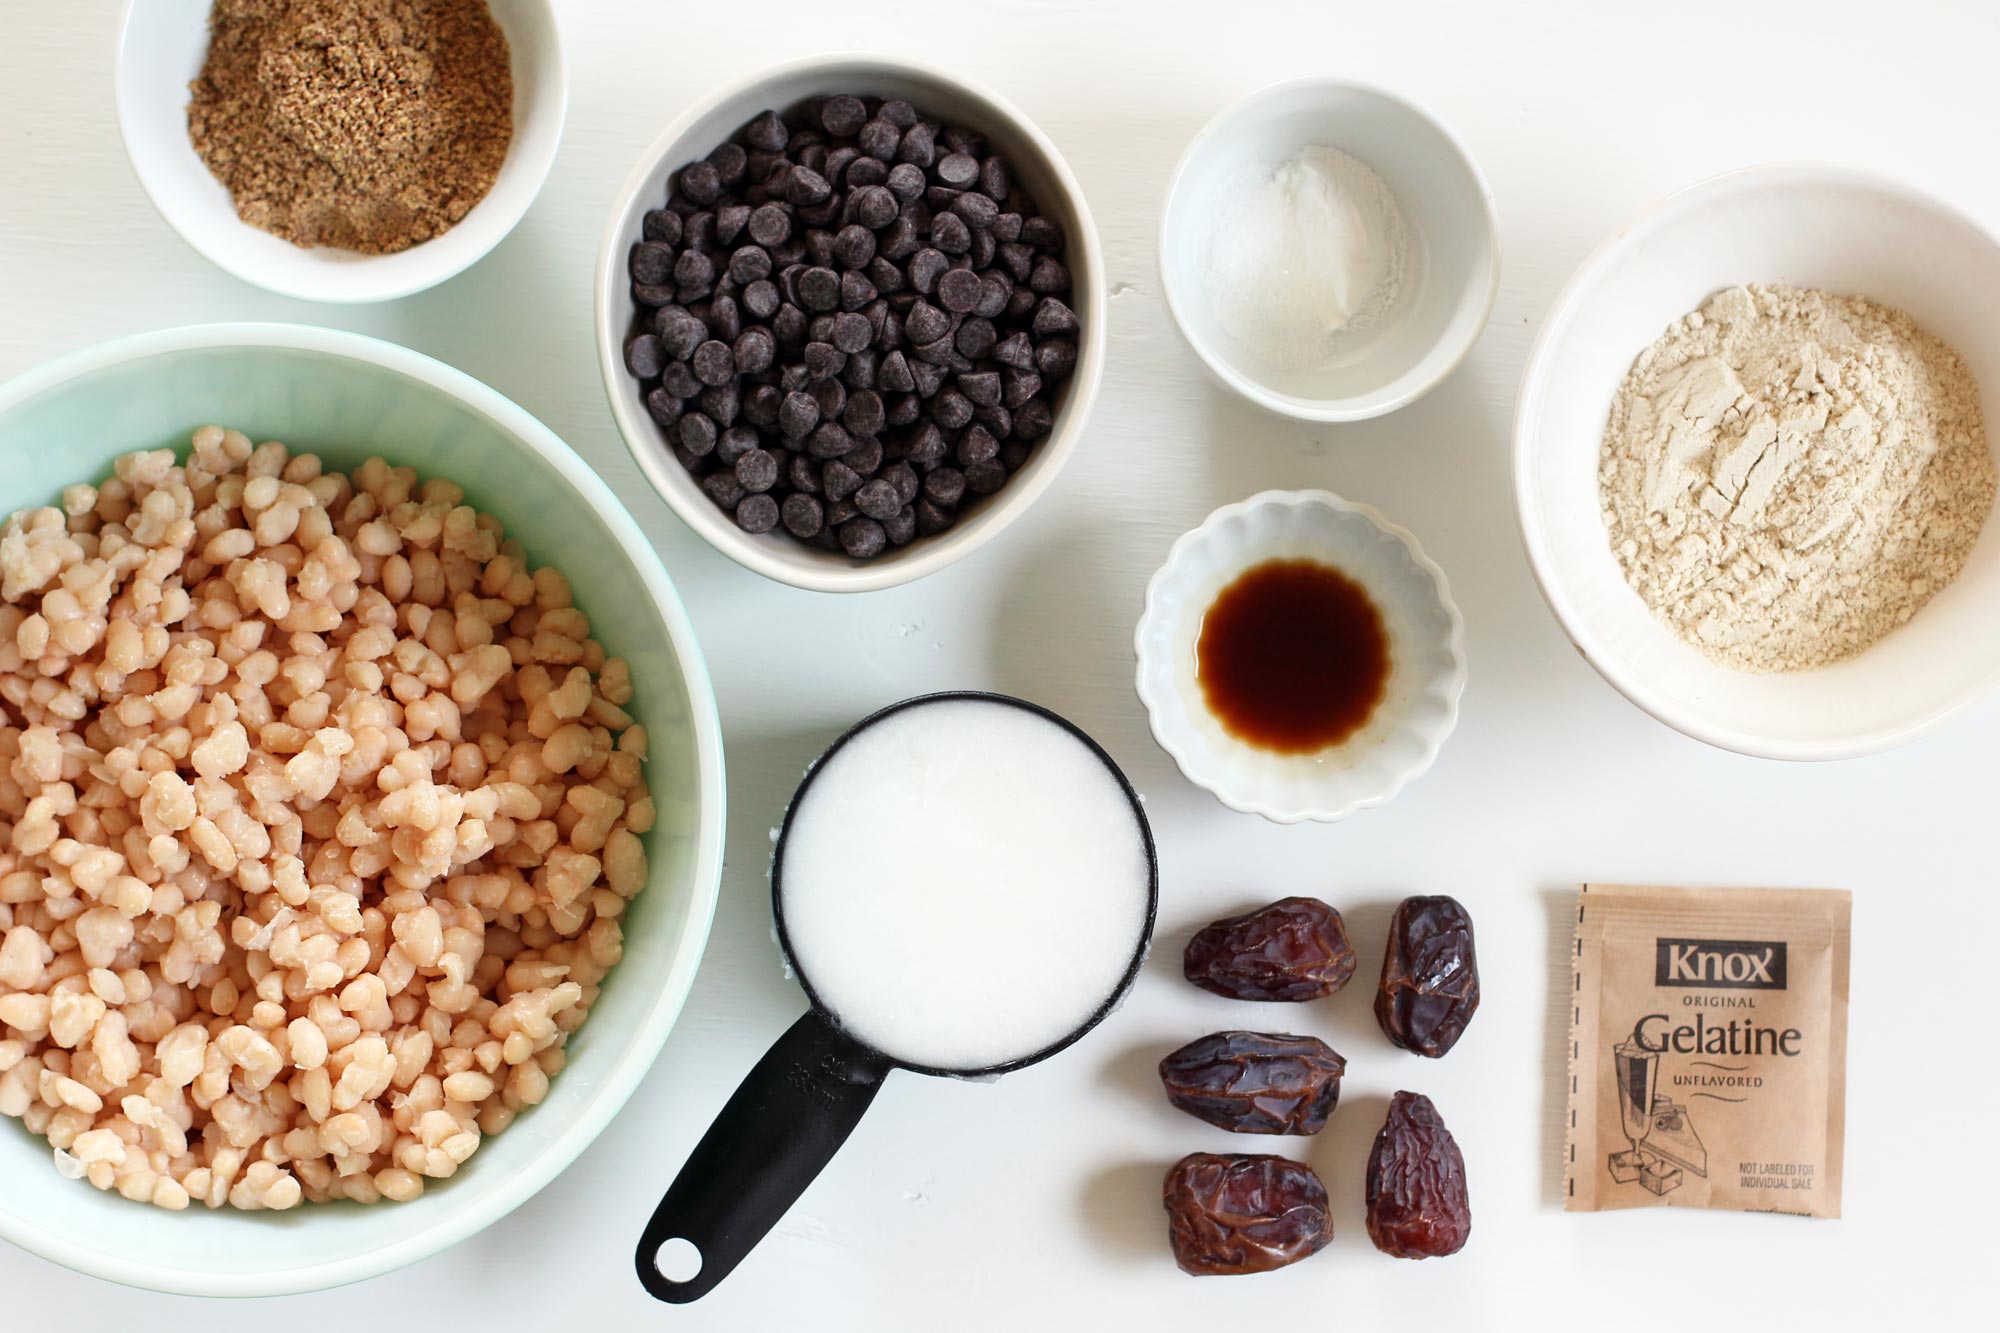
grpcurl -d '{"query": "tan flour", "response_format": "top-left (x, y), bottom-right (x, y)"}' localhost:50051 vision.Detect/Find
top-left (1598, 284), bottom-right (1994, 672)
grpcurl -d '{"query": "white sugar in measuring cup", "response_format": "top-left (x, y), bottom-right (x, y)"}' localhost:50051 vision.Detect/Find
top-left (635, 692), bottom-right (1157, 1302)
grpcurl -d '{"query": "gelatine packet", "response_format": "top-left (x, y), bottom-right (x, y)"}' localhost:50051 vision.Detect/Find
top-left (1565, 884), bottom-right (1850, 1218)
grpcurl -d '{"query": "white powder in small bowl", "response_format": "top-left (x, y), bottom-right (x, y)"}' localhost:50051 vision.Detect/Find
top-left (1200, 145), bottom-right (1409, 370)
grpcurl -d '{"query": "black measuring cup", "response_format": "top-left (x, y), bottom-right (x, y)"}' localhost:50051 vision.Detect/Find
top-left (634, 692), bottom-right (1157, 1303)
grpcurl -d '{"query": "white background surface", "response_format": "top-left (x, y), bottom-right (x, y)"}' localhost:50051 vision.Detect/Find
top-left (2, 0), bottom-right (1994, 1326)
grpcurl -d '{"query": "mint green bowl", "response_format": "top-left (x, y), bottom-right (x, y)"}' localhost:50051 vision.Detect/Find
top-left (0, 324), bottom-right (725, 1295)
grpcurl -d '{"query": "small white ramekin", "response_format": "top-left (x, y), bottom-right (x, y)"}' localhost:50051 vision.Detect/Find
top-left (113, 0), bottom-right (566, 302)
top-left (1135, 490), bottom-right (1466, 823)
top-left (1158, 78), bottom-right (1498, 422)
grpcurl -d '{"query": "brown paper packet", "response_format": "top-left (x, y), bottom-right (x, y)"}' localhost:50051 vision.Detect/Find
top-left (1565, 884), bottom-right (1850, 1218)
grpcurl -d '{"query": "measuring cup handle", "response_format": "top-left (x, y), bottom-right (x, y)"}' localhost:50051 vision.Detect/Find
top-left (635, 1009), bottom-right (891, 1302)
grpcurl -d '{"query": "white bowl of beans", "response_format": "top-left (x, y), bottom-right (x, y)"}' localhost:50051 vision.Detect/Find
top-left (0, 324), bottom-right (725, 1294)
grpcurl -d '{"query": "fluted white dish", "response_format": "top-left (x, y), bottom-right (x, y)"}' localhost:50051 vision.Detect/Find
top-left (1135, 490), bottom-right (1465, 823)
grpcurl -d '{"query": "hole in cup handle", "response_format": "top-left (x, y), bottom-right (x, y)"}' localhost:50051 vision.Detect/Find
top-left (634, 1009), bottom-right (891, 1303)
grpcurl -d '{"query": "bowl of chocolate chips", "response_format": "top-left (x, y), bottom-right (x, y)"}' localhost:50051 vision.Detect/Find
top-left (595, 54), bottom-right (1105, 592)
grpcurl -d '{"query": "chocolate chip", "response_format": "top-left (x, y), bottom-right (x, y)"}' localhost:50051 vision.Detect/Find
top-left (734, 327), bottom-right (776, 376)
top-left (699, 384), bottom-right (740, 427)
top-left (746, 110), bottom-right (788, 153)
top-left (728, 245), bottom-right (772, 285)
top-left (705, 296), bottom-right (742, 343)
top-left (936, 267), bottom-right (982, 314)
top-left (903, 300), bottom-right (950, 346)
top-left (662, 362), bottom-right (701, 399)
top-left (715, 425), bottom-right (757, 465)
top-left (631, 241), bottom-right (675, 285)
top-left (840, 270), bottom-right (877, 311)
top-left (991, 212), bottom-right (1022, 243)
top-left (646, 388), bottom-right (683, 428)
top-left (931, 389), bottom-right (974, 430)
top-left (858, 119), bottom-right (902, 162)
top-left (1020, 216), bottom-right (1063, 252)
top-left (979, 156), bottom-right (1008, 202)
top-left (819, 95), bottom-right (868, 137)
top-left (781, 492), bottom-right (824, 538)
top-left (908, 248), bottom-right (948, 295)
top-left (843, 389), bottom-right (886, 437)
top-left (954, 317), bottom-right (997, 360)
top-left (778, 391), bottom-right (820, 440)
top-left (915, 499), bottom-right (954, 535)
top-left (716, 204), bottom-right (751, 246)
top-left (788, 452), bottom-right (822, 494)
top-left (923, 466), bottom-right (966, 506)
top-left (736, 448), bottom-right (779, 493)
top-left (625, 334), bottom-right (666, 379)
top-left (878, 351), bottom-right (916, 393)
top-left (810, 378), bottom-right (846, 421)
top-left (823, 459), bottom-right (863, 501)
top-left (965, 460), bottom-right (1006, 495)
top-left (681, 161), bottom-right (723, 206)
top-left (951, 191), bottom-right (999, 230)
top-left (1001, 367), bottom-right (1042, 408)
top-left (831, 312), bottom-right (873, 354)
top-left (885, 162), bottom-right (927, 202)
top-left (1028, 256), bottom-right (1070, 293)
top-left (675, 249), bottom-right (716, 290)
top-left (1013, 398), bottom-right (1053, 439)
top-left (644, 209), bottom-right (684, 246)
top-left (1034, 337), bottom-right (1077, 379)
top-left (839, 517), bottom-right (886, 559)
top-left (854, 479), bottom-right (901, 521)
top-left (677, 412), bottom-right (717, 457)
top-left (710, 142), bottom-right (749, 186)
top-left (703, 471), bottom-right (746, 510)
top-left (744, 384), bottom-right (782, 430)
top-left (748, 203), bottom-right (792, 247)
top-left (909, 358), bottom-right (947, 399)
top-left (797, 266), bottom-right (842, 312)
top-left (936, 152), bottom-right (979, 188)
top-left (831, 224), bottom-right (875, 270)
top-left (734, 492), bottom-right (780, 533)
top-left (843, 348), bottom-right (879, 391)
top-left (956, 424), bottom-right (1000, 466)
top-left (930, 212), bottom-right (971, 255)
top-left (691, 341), bottom-right (735, 386)
top-left (809, 423), bottom-right (856, 461)
top-left (897, 122), bottom-right (936, 168)
top-left (957, 370), bottom-right (1002, 408)
top-left (786, 166), bottom-right (833, 207)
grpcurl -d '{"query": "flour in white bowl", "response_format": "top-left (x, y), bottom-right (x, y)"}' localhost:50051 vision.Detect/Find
top-left (1200, 146), bottom-right (1409, 369)
top-left (1599, 284), bottom-right (1995, 672)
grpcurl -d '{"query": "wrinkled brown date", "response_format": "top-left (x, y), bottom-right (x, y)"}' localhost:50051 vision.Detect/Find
top-left (1163, 1152), bottom-right (1333, 1275)
top-left (1183, 897), bottom-right (1357, 1001)
top-left (1374, 894), bottom-right (1480, 1057)
top-left (1365, 1091), bottom-right (1471, 1258)
top-left (1158, 1031), bottom-right (1345, 1135)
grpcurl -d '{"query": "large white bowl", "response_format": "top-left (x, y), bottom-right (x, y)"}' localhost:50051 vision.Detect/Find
top-left (596, 53), bottom-right (1106, 593)
top-left (1158, 79), bottom-right (1499, 422)
top-left (1135, 490), bottom-right (1466, 823)
top-left (0, 325), bottom-right (725, 1295)
top-left (1515, 164), bottom-right (2000, 760)
top-left (114, 0), bottom-right (567, 303)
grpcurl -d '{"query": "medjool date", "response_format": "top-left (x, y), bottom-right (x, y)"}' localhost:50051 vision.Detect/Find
top-left (1158, 1032), bottom-right (1345, 1135)
top-left (1365, 1091), bottom-right (1471, 1259)
top-left (1183, 897), bottom-right (1357, 1001)
top-left (1375, 894), bottom-right (1480, 1057)
top-left (1163, 1153), bottom-right (1332, 1276)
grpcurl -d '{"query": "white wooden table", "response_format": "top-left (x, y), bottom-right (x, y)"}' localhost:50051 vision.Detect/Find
top-left (2, 1), bottom-right (1991, 1326)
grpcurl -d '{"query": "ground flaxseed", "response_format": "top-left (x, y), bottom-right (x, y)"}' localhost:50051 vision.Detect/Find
top-left (187, 0), bottom-right (513, 255)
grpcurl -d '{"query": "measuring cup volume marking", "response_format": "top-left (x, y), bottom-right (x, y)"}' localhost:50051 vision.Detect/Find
top-left (635, 693), bottom-right (1158, 1303)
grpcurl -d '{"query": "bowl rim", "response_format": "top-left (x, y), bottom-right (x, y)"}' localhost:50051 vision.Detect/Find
top-left (1155, 75), bottom-right (1501, 424)
top-left (593, 50), bottom-right (1106, 594)
top-left (1511, 160), bottom-right (2000, 762)
top-left (0, 322), bottom-right (727, 1296)
top-left (1133, 488), bottom-right (1468, 823)
top-left (110, 0), bottom-right (569, 304)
